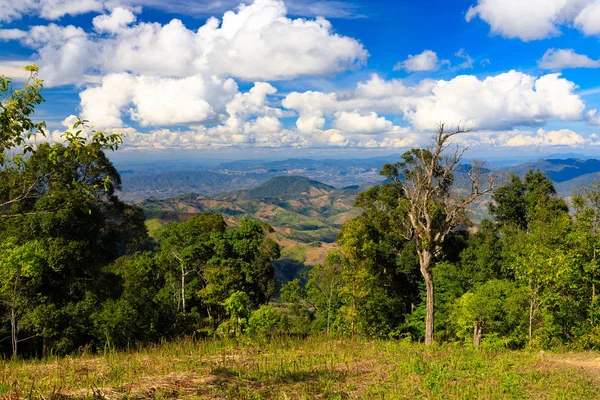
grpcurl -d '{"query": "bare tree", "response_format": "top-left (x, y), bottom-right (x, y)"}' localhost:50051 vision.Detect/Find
top-left (393, 124), bottom-right (494, 344)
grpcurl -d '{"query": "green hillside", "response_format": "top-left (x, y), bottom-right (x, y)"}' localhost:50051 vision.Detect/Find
top-left (219, 176), bottom-right (336, 200)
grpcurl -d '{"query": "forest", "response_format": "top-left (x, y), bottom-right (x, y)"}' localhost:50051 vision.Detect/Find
top-left (2, 67), bottom-right (600, 362)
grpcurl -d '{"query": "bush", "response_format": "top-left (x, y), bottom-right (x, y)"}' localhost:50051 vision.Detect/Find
top-left (247, 305), bottom-right (289, 338)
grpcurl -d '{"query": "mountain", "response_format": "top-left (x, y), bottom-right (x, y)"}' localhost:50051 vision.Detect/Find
top-left (141, 176), bottom-right (359, 245)
top-left (503, 158), bottom-right (600, 183)
top-left (219, 176), bottom-right (335, 200)
top-left (120, 171), bottom-right (268, 202)
top-left (555, 172), bottom-right (600, 197)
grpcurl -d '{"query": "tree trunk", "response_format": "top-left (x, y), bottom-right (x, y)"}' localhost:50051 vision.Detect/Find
top-left (42, 334), bottom-right (50, 358)
top-left (10, 275), bottom-right (19, 360)
top-left (420, 250), bottom-right (435, 345)
top-left (181, 263), bottom-right (186, 318)
top-left (10, 305), bottom-right (17, 359)
top-left (327, 284), bottom-right (333, 335)
top-left (593, 248), bottom-right (597, 327)
top-left (473, 321), bottom-right (482, 347)
top-left (529, 293), bottom-right (536, 343)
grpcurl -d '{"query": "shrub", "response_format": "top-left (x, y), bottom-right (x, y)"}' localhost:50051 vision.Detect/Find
top-left (247, 305), bottom-right (289, 338)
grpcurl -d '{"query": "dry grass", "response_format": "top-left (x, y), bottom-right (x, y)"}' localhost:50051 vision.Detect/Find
top-left (2, 337), bottom-right (600, 399)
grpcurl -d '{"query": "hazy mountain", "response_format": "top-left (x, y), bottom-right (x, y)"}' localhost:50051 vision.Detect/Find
top-left (141, 176), bottom-right (359, 245)
top-left (120, 171), bottom-right (268, 202)
top-left (218, 176), bottom-right (336, 200)
top-left (503, 158), bottom-right (600, 183)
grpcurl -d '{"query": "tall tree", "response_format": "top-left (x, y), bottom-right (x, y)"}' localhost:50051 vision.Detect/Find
top-left (382, 125), bottom-right (493, 344)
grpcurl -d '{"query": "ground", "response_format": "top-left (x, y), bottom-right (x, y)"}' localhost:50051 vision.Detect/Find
top-left (3, 337), bottom-right (600, 399)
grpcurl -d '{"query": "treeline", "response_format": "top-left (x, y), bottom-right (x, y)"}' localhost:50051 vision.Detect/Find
top-left (3, 67), bottom-right (600, 358)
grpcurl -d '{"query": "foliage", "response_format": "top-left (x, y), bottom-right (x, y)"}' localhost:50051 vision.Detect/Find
top-left (247, 305), bottom-right (289, 337)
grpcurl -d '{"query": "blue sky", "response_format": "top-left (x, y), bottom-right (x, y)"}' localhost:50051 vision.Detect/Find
top-left (2, 0), bottom-right (600, 160)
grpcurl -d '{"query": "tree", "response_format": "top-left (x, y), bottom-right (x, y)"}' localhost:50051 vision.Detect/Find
top-left (306, 255), bottom-right (342, 335)
top-left (452, 280), bottom-right (528, 347)
top-left (382, 125), bottom-right (493, 344)
top-left (0, 240), bottom-right (42, 358)
top-left (1, 67), bottom-right (123, 219)
top-left (489, 170), bottom-right (568, 231)
top-left (573, 183), bottom-right (600, 326)
top-left (0, 66), bottom-right (45, 167)
top-left (158, 214), bottom-right (226, 319)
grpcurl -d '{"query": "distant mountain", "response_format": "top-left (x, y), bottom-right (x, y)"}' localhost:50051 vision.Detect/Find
top-left (140, 176), bottom-right (358, 245)
top-left (555, 172), bottom-right (600, 197)
top-left (503, 158), bottom-right (600, 183)
top-left (220, 176), bottom-right (335, 200)
top-left (120, 171), bottom-right (268, 202)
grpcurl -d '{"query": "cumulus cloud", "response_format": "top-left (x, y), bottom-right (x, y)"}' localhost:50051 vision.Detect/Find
top-left (574, 1), bottom-right (600, 36)
top-left (92, 7), bottom-right (136, 33)
top-left (539, 48), bottom-right (600, 69)
top-left (466, 0), bottom-right (600, 41)
top-left (333, 111), bottom-right (393, 134)
top-left (284, 71), bottom-right (586, 132)
top-left (1, 0), bottom-right (367, 86)
top-left (79, 73), bottom-right (239, 128)
top-left (394, 50), bottom-right (440, 72)
top-left (505, 128), bottom-right (588, 147)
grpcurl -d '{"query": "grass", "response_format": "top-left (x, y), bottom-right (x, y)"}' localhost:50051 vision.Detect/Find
top-left (3, 336), bottom-right (600, 399)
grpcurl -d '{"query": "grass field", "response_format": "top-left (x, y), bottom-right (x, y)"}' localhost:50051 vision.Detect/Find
top-left (3, 337), bottom-right (600, 399)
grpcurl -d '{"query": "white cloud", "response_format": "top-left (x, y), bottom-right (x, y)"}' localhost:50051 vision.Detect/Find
top-left (92, 7), bottom-right (136, 33)
top-left (1, 0), bottom-right (367, 86)
top-left (466, 0), bottom-right (600, 41)
top-left (575, 1), bottom-right (600, 35)
top-left (0, 61), bottom-right (35, 81)
top-left (539, 48), bottom-right (600, 69)
top-left (284, 71), bottom-right (586, 132)
top-left (333, 111), bottom-right (393, 134)
top-left (0, 0), bottom-right (106, 23)
top-left (80, 73), bottom-right (239, 128)
top-left (0, 29), bottom-right (27, 40)
top-left (505, 128), bottom-right (588, 147)
top-left (587, 109), bottom-right (600, 125)
top-left (394, 50), bottom-right (440, 72)
top-left (455, 48), bottom-right (474, 69)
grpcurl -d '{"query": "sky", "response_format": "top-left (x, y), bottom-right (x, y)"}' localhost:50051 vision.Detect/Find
top-left (2, 0), bottom-right (600, 160)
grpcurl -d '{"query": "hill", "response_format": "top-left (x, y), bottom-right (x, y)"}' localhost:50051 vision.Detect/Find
top-left (219, 176), bottom-right (336, 200)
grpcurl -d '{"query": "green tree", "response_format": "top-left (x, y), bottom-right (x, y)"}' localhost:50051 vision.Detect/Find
top-left (573, 183), bottom-right (600, 327)
top-left (0, 240), bottom-right (42, 358)
top-left (452, 280), bottom-right (528, 347)
top-left (382, 125), bottom-right (493, 344)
